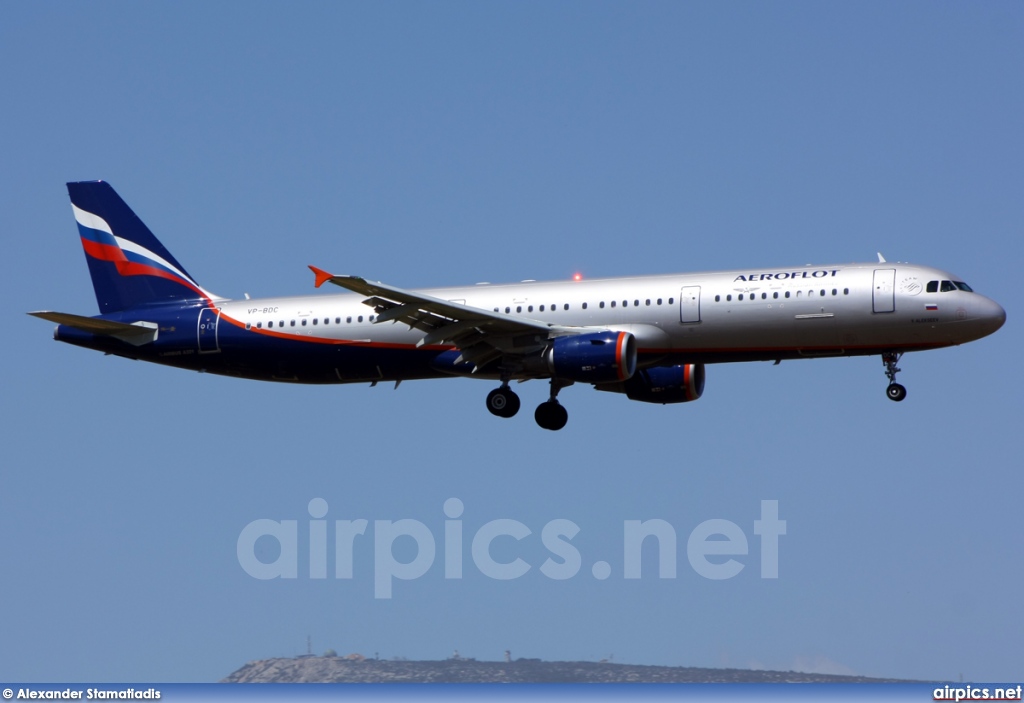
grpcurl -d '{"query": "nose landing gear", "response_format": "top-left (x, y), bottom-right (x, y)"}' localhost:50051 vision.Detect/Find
top-left (882, 352), bottom-right (907, 402)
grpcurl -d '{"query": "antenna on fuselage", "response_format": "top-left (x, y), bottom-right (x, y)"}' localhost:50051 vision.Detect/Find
top-left (877, 253), bottom-right (887, 263)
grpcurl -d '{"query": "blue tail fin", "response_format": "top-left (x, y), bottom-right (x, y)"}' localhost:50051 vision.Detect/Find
top-left (68, 181), bottom-right (216, 313)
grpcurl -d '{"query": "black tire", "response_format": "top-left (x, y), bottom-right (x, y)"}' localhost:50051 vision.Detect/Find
top-left (535, 401), bottom-right (568, 431)
top-left (486, 387), bottom-right (520, 418)
top-left (886, 383), bottom-right (907, 402)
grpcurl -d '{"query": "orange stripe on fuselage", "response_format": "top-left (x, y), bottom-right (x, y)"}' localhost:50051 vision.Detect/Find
top-left (217, 313), bottom-right (452, 350)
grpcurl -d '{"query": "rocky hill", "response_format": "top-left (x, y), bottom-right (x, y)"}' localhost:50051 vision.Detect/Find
top-left (222, 656), bottom-right (911, 684)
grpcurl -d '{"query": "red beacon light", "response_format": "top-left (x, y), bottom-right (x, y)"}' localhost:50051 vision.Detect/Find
top-left (573, 273), bottom-right (582, 281)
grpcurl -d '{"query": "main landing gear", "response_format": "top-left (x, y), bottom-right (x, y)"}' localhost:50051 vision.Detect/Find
top-left (534, 379), bottom-right (572, 432)
top-left (882, 352), bottom-right (907, 402)
top-left (485, 379), bottom-right (572, 430)
top-left (486, 384), bottom-right (521, 418)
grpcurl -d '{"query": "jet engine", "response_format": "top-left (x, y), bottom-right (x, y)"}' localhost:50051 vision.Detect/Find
top-left (546, 331), bottom-right (637, 384)
top-left (596, 363), bottom-right (705, 404)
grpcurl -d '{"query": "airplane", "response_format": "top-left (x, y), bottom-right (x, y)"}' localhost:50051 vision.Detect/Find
top-left (30, 181), bottom-right (1006, 430)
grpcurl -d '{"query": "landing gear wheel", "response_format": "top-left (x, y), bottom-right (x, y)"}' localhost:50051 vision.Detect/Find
top-left (881, 352), bottom-right (907, 402)
top-left (535, 401), bottom-right (568, 431)
top-left (886, 383), bottom-right (907, 402)
top-left (486, 387), bottom-right (520, 418)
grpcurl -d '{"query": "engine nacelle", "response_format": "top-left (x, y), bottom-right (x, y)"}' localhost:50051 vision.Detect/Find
top-left (547, 331), bottom-right (637, 384)
top-left (597, 363), bottom-right (705, 404)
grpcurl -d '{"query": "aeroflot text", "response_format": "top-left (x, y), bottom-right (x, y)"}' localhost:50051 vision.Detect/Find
top-left (237, 499), bottom-right (786, 598)
top-left (733, 269), bottom-right (840, 282)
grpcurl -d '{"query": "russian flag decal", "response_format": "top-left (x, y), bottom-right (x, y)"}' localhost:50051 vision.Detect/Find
top-left (925, 304), bottom-right (938, 311)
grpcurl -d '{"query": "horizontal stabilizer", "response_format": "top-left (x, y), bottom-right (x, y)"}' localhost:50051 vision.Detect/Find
top-left (28, 311), bottom-right (159, 346)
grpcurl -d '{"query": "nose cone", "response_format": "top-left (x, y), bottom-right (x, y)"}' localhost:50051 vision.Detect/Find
top-left (976, 296), bottom-right (1006, 338)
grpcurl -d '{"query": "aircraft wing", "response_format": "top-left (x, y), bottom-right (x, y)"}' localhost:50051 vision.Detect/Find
top-left (310, 266), bottom-right (576, 370)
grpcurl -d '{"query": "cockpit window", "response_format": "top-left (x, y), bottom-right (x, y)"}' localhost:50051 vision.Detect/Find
top-left (926, 281), bottom-right (938, 293)
top-left (940, 280), bottom-right (957, 292)
top-left (954, 281), bottom-right (973, 292)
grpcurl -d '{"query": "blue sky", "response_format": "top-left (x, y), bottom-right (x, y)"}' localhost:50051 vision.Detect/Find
top-left (2, 2), bottom-right (1021, 684)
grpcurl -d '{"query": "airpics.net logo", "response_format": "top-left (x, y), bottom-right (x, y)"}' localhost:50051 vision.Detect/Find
top-left (236, 499), bottom-right (786, 599)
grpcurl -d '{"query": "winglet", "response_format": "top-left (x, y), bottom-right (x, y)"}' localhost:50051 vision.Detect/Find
top-left (309, 265), bottom-right (335, 289)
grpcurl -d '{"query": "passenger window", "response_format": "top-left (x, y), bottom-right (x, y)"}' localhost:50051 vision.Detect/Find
top-left (657, 299), bottom-right (663, 305)
top-left (528, 305), bottom-right (533, 312)
top-left (832, 289), bottom-right (837, 296)
top-left (267, 321), bottom-right (273, 329)
top-left (785, 291), bottom-right (790, 298)
top-left (773, 292), bottom-right (778, 299)
top-left (669, 298), bottom-right (674, 304)
top-left (358, 316), bottom-right (363, 322)
top-left (505, 307), bottom-right (510, 313)
top-left (761, 293), bottom-right (767, 300)
top-left (582, 302), bottom-right (588, 310)
top-left (843, 289), bottom-right (849, 295)
top-left (715, 295), bottom-right (721, 302)
top-left (820, 290), bottom-right (825, 297)
top-left (600, 302), bottom-right (605, 308)
top-left (634, 300), bottom-right (639, 306)
top-left (739, 294), bottom-right (744, 301)
top-left (290, 320), bottom-right (296, 327)
top-left (312, 319), bottom-right (317, 325)
top-left (539, 305), bottom-right (544, 312)
top-left (516, 306), bottom-right (522, 313)
top-left (611, 301), bottom-right (617, 308)
top-left (646, 299), bottom-right (651, 306)
top-left (564, 304), bottom-right (569, 310)
top-left (347, 316), bottom-right (352, 323)
top-left (726, 294), bottom-right (732, 301)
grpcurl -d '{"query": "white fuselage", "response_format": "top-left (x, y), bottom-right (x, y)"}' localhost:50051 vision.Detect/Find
top-left (217, 262), bottom-right (1004, 367)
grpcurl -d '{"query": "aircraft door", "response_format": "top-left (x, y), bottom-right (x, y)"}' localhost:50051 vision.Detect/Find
top-left (872, 269), bottom-right (896, 313)
top-left (198, 308), bottom-right (221, 353)
top-left (680, 286), bottom-right (701, 323)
